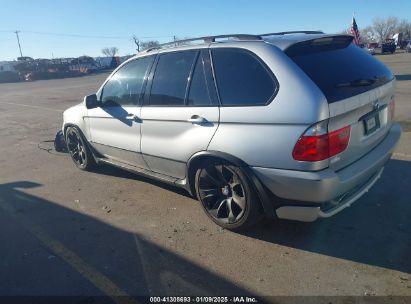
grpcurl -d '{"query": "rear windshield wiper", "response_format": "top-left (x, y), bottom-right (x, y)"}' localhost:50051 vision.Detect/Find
top-left (336, 78), bottom-right (377, 88)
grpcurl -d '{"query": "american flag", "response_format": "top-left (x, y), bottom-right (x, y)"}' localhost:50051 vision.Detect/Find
top-left (350, 16), bottom-right (361, 45)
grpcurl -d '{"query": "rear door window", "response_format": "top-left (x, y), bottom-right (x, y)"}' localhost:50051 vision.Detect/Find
top-left (211, 48), bottom-right (277, 106)
top-left (187, 52), bottom-right (213, 106)
top-left (286, 37), bottom-right (394, 103)
top-left (149, 51), bottom-right (197, 106)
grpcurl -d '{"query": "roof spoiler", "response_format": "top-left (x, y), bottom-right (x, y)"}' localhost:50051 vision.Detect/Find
top-left (260, 31), bottom-right (324, 36)
top-left (285, 35), bottom-right (354, 56)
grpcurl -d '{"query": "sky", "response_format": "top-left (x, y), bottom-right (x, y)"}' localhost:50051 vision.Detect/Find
top-left (0, 0), bottom-right (410, 61)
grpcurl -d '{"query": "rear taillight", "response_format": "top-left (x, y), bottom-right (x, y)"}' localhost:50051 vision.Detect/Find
top-left (292, 121), bottom-right (351, 162)
top-left (328, 126), bottom-right (351, 157)
top-left (389, 97), bottom-right (395, 120)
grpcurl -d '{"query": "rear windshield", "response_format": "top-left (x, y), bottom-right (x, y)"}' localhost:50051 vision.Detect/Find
top-left (286, 38), bottom-right (394, 103)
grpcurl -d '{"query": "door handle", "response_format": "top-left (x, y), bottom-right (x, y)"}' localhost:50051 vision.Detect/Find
top-left (187, 115), bottom-right (207, 124)
top-left (126, 113), bottom-right (140, 121)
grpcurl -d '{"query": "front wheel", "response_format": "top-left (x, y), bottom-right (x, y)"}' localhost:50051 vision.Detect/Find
top-left (195, 161), bottom-right (262, 231)
top-left (65, 127), bottom-right (95, 171)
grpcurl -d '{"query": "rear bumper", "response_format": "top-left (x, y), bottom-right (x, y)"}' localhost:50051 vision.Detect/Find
top-left (252, 123), bottom-right (402, 221)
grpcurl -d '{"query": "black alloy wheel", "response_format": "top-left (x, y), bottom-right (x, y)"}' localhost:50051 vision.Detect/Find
top-left (195, 161), bottom-right (261, 230)
top-left (65, 127), bottom-right (95, 170)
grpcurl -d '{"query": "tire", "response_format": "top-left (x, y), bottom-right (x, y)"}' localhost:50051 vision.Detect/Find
top-left (195, 160), bottom-right (262, 231)
top-left (65, 126), bottom-right (96, 171)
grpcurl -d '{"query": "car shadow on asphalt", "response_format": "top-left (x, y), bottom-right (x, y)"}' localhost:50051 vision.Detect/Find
top-left (242, 158), bottom-right (411, 275)
top-left (92, 164), bottom-right (192, 198)
top-left (0, 181), bottom-right (252, 298)
top-left (63, 156), bottom-right (411, 275)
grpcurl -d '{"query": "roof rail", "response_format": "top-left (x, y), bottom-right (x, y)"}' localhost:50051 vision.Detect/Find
top-left (140, 32), bottom-right (324, 53)
top-left (159, 34), bottom-right (261, 47)
top-left (260, 31), bottom-right (324, 36)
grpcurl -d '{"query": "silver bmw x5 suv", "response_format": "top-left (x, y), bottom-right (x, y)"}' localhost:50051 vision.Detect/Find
top-left (62, 32), bottom-right (401, 230)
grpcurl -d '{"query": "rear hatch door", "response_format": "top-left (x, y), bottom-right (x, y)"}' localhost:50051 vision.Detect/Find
top-left (286, 36), bottom-right (395, 171)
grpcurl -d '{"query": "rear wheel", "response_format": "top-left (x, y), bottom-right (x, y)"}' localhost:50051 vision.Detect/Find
top-left (195, 160), bottom-right (262, 231)
top-left (65, 127), bottom-right (95, 171)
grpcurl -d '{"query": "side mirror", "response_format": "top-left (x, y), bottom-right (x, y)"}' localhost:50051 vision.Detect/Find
top-left (84, 94), bottom-right (99, 109)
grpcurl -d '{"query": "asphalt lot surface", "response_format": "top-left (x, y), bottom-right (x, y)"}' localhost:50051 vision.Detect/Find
top-left (0, 52), bottom-right (411, 301)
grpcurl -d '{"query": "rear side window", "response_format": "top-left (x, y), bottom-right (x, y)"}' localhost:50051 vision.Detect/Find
top-left (149, 51), bottom-right (197, 106)
top-left (212, 48), bottom-right (276, 106)
top-left (286, 38), bottom-right (394, 103)
top-left (187, 53), bottom-right (212, 106)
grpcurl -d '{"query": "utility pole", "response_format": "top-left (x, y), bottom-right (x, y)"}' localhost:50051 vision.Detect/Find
top-left (173, 35), bottom-right (176, 47)
top-left (14, 30), bottom-right (23, 58)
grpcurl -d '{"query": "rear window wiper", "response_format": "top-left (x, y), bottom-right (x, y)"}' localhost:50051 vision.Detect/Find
top-left (336, 78), bottom-right (376, 88)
